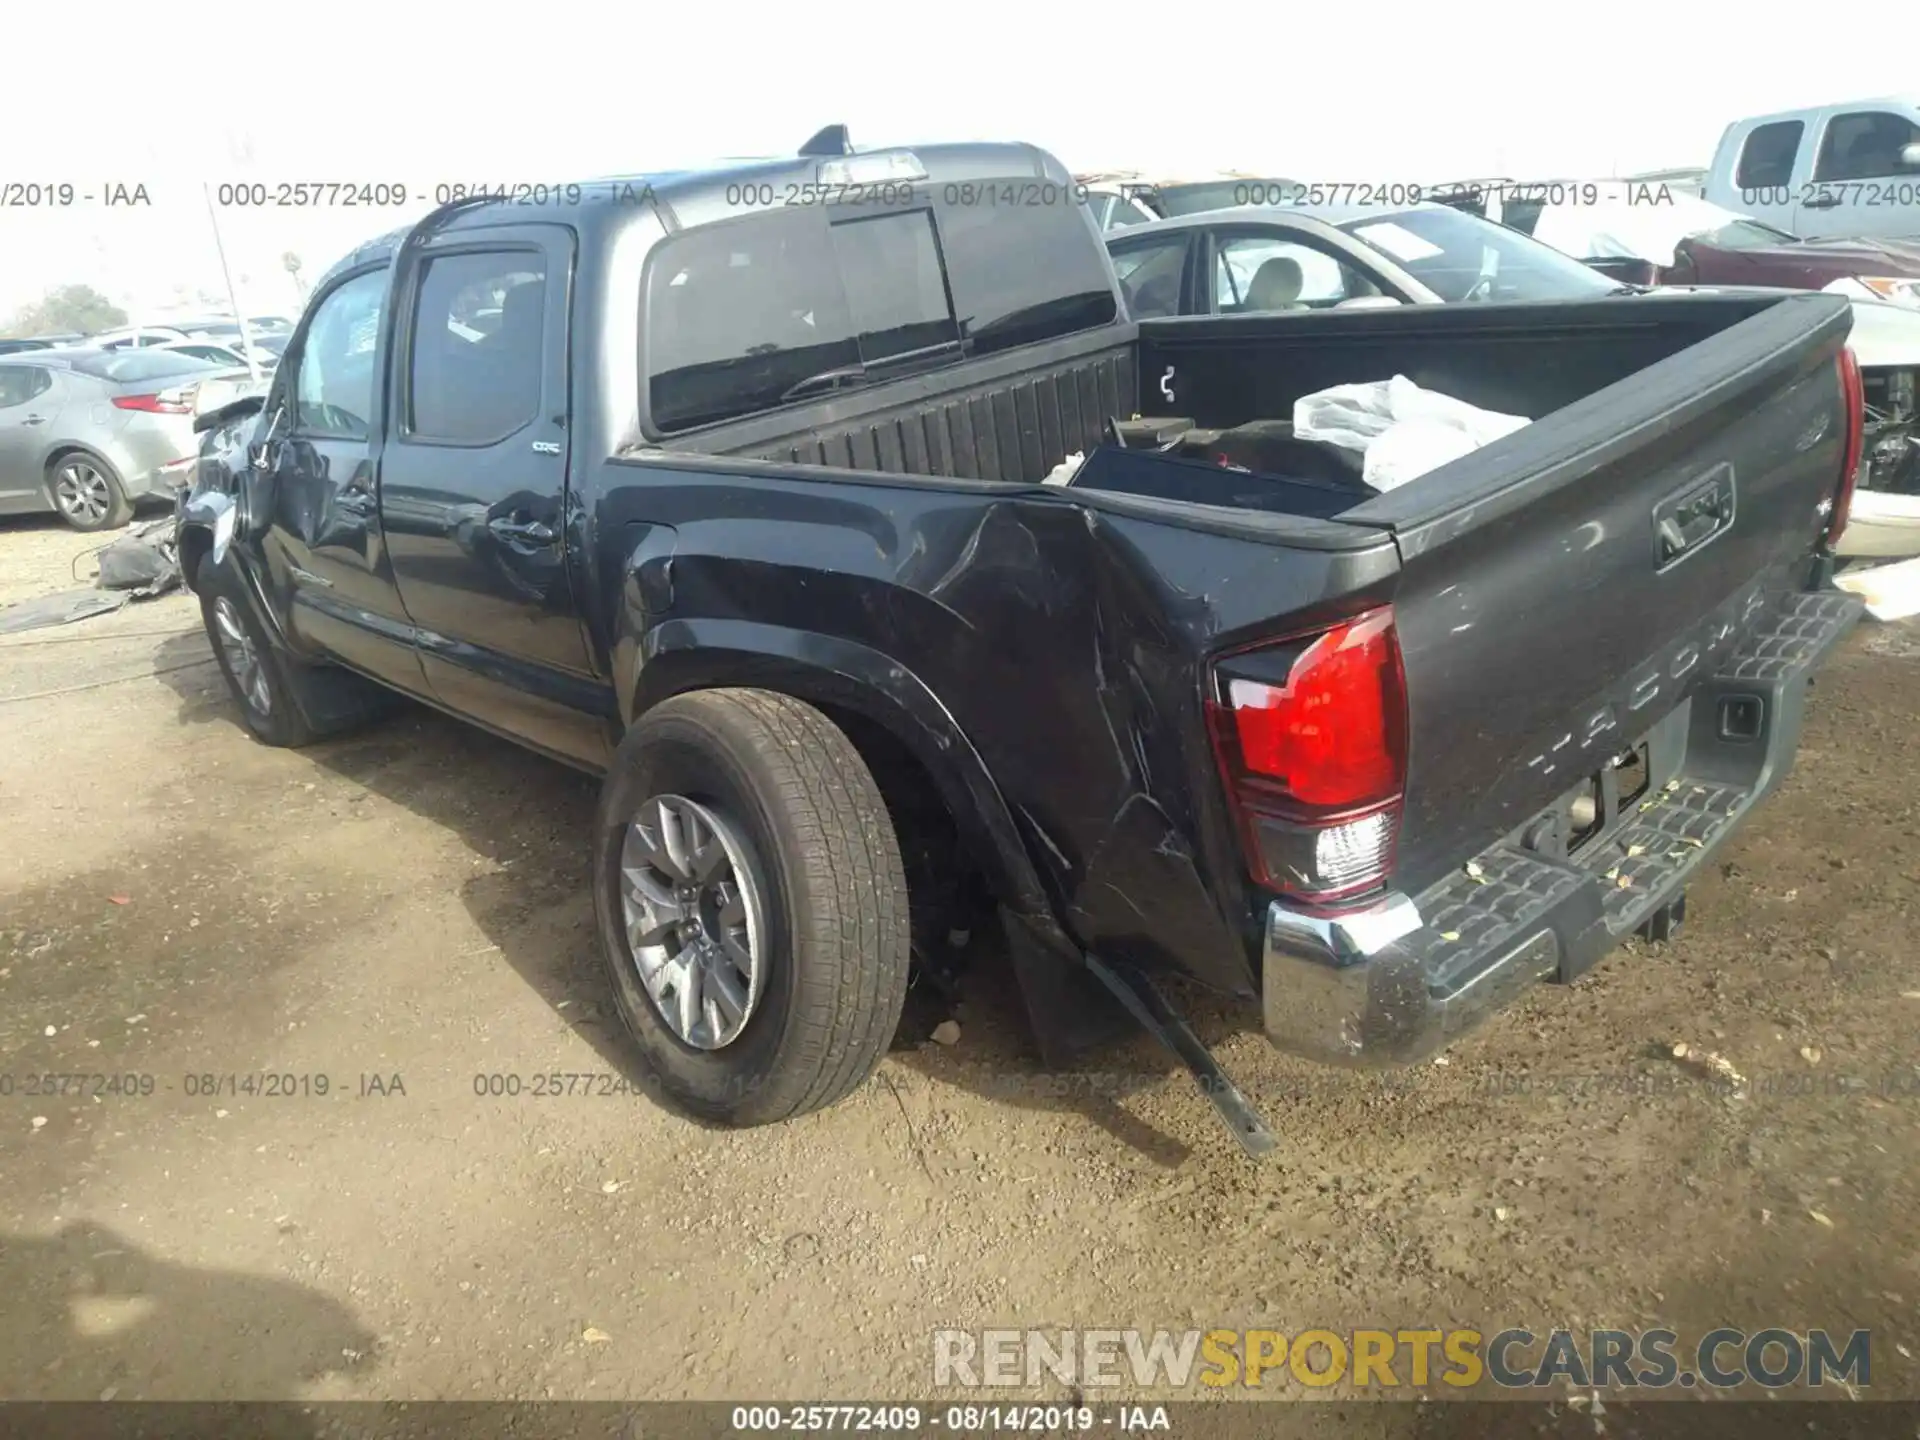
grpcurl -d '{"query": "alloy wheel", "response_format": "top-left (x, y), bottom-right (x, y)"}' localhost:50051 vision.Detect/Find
top-left (54, 463), bottom-right (111, 524)
top-left (212, 596), bottom-right (272, 717)
top-left (618, 794), bottom-right (767, 1050)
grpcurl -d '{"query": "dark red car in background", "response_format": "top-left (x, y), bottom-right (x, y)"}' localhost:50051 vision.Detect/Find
top-left (1431, 180), bottom-right (1920, 305)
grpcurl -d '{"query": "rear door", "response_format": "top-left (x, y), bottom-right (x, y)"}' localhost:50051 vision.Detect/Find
top-left (0, 364), bottom-right (59, 509)
top-left (379, 223), bottom-right (607, 768)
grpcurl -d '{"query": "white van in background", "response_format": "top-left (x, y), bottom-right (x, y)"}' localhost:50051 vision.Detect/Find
top-left (1704, 98), bottom-right (1920, 241)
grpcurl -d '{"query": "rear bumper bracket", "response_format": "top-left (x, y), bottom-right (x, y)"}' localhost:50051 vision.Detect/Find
top-left (1084, 954), bottom-right (1277, 1159)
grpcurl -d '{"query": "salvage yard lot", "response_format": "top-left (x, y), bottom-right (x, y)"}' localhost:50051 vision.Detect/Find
top-left (3, 513), bottom-right (1919, 1417)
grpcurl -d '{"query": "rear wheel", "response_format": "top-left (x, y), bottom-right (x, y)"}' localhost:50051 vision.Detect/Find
top-left (49, 453), bottom-right (133, 532)
top-left (592, 688), bottom-right (912, 1126)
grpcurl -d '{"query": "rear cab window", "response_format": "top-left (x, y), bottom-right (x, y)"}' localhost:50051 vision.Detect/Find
top-left (1735, 121), bottom-right (1805, 188)
top-left (642, 189), bottom-right (1119, 436)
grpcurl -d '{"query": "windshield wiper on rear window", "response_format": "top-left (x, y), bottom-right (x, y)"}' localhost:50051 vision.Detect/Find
top-left (779, 363), bottom-right (870, 403)
top-left (777, 338), bottom-right (969, 404)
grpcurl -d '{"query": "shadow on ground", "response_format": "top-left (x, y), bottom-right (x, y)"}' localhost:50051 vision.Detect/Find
top-left (154, 665), bottom-right (1282, 1166)
top-left (0, 1220), bottom-right (375, 1409)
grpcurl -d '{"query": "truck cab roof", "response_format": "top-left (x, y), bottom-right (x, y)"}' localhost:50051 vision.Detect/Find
top-left (315, 137), bottom-right (1076, 294)
top-left (1730, 94), bottom-right (1919, 126)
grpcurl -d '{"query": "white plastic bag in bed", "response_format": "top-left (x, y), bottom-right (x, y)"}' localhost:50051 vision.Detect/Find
top-left (1293, 375), bottom-right (1530, 491)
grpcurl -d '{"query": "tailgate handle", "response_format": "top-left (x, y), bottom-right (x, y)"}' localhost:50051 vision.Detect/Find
top-left (1654, 467), bottom-right (1736, 568)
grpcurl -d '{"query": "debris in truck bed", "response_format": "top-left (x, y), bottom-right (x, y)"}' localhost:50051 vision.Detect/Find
top-left (1293, 375), bottom-right (1530, 490)
top-left (1043, 452), bottom-right (1084, 486)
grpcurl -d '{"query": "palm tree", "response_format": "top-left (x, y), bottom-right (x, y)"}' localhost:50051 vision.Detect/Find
top-left (283, 252), bottom-right (306, 298)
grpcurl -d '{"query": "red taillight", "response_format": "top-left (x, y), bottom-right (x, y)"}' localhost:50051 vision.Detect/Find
top-left (1831, 347), bottom-right (1865, 548)
top-left (112, 388), bottom-right (194, 415)
top-left (1205, 607), bottom-right (1409, 903)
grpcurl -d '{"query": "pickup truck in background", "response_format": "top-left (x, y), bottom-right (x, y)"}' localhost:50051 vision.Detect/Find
top-left (1703, 97), bottom-right (1920, 242)
top-left (178, 129), bottom-right (1867, 1157)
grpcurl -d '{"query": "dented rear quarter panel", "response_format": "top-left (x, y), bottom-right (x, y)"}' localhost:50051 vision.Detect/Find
top-left (588, 456), bottom-right (1400, 995)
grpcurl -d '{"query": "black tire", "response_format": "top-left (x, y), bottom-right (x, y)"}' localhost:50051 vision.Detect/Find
top-left (196, 555), bottom-right (406, 747)
top-left (198, 559), bottom-right (320, 747)
top-left (592, 688), bottom-right (912, 1126)
top-left (48, 452), bottom-right (133, 532)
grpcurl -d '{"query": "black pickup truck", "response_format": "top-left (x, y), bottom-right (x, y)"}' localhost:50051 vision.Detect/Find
top-left (178, 128), bottom-right (1867, 1156)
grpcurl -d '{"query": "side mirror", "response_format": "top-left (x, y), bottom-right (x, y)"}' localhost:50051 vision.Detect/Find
top-left (1903, 141), bottom-right (1920, 169)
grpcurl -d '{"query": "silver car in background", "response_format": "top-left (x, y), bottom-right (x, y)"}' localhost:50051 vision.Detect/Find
top-left (0, 347), bottom-right (238, 531)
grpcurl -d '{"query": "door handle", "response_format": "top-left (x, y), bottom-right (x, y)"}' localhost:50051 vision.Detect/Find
top-left (488, 516), bottom-right (556, 546)
top-left (23, 414), bottom-right (46, 426)
top-left (1801, 194), bottom-right (1840, 209)
top-left (335, 488), bottom-right (377, 517)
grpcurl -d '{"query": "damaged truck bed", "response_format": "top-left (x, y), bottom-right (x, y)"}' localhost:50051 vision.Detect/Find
top-left (177, 131), bottom-right (1866, 1156)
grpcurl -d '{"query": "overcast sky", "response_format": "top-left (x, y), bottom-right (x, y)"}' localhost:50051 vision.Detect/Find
top-left (3, 1), bottom-right (1911, 324)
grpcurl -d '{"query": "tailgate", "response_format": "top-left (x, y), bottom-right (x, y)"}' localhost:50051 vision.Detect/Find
top-left (1339, 291), bottom-right (1856, 898)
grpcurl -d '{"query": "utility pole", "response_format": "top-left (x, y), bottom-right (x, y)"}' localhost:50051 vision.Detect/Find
top-left (210, 126), bottom-right (263, 381)
top-left (202, 183), bottom-right (262, 382)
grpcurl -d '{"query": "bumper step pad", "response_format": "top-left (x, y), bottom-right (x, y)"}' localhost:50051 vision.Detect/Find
top-left (1402, 587), bottom-right (1862, 1000)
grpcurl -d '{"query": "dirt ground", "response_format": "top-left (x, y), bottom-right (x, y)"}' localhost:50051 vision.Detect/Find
top-left (3, 510), bottom-right (1918, 1424)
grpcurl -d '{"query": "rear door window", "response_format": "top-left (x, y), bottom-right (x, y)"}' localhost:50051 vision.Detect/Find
top-left (406, 250), bottom-right (547, 443)
top-left (0, 366), bottom-right (53, 408)
top-left (1109, 235), bottom-right (1189, 318)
